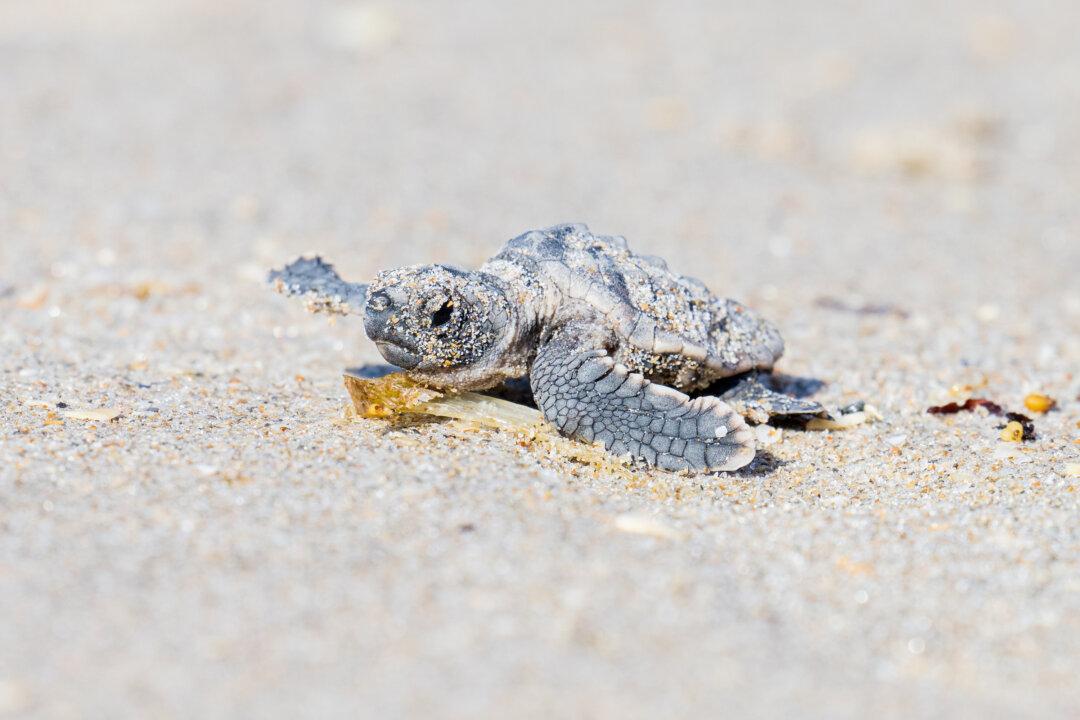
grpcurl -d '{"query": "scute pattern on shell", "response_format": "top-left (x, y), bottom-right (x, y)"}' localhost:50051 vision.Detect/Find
top-left (488, 223), bottom-right (783, 390)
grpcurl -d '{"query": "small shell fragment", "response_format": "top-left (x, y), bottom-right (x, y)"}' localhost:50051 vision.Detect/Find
top-left (613, 513), bottom-right (683, 540)
top-left (806, 406), bottom-right (879, 431)
top-left (59, 407), bottom-right (123, 422)
top-left (755, 424), bottom-right (783, 446)
top-left (999, 421), bottom-right (1024, 442)
top-left (1023, 393), bottom-right (1056, 413)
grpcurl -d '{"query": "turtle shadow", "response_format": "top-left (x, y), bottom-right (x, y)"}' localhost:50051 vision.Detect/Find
top-left (731, 449), bottom-right (787, 477)
top-left (768, 372), bottom-right (827, 399)
top-left (345, 363), bottom-right (399, 380)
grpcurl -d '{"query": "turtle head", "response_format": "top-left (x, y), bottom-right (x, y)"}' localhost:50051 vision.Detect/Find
top-left (363, 264), bottom-right (518, 389)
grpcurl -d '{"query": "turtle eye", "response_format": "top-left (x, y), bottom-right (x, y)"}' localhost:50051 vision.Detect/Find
top-left (430, 299), bottom-right (454, 327)
top-left (367, 291), bottom-right (391, 313)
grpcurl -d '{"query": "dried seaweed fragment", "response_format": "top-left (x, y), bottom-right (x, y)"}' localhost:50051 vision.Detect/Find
top-left (927, 398), bottom-right (1004, 416)
top-left (342, 371), bottom-right (634, 477)
top-left (928, 396), bottom-right (1037, 442)
top-left (343, 372), bottom-right (444, 418)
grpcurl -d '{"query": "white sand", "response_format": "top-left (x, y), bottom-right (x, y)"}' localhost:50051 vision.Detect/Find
top-left (1, 1), bottom-right (1078, 717)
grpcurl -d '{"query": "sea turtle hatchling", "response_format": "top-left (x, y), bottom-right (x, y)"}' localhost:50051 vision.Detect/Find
top-left (269, 223), bottom-right (825, 473)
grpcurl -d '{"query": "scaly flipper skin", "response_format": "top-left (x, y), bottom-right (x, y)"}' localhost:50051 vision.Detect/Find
top-left (531, 324), bottom-right (755, 472)
top-left (268, 257), bottom-right (368, 316)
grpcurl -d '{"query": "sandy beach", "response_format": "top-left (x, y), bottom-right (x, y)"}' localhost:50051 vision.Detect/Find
top-left (1, 1), bottom-right (1078, 717)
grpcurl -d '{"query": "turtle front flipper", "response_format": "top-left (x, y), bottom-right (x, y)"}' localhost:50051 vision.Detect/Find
top-left (268, 256), bottom-right (367, 316)
top-left (531, 323), bottom-right (755, 473)
top-left (714, 371), bottom-right (827, 424)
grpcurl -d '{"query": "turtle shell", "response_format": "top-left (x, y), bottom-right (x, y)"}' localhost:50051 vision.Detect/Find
top-left (489, 224), bottom-right (784, 390)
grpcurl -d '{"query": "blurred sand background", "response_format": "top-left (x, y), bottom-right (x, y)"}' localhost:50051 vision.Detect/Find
top-left (1, 1), bottom-right (1079, 717)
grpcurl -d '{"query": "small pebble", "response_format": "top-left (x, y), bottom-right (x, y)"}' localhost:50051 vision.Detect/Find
top-left (999, 421), bottom-right (1024, 442)
top-left (1023, 393), bottom-right (1055, 413)
top-left (839, 401), bottom-right (865, 414)
top-left (975, 304), bottom-right (1000, 322)
top-left (755, 425), bottom-right (783, 446)
top-left (613, 514), bottom-right (682, 540)
top-left (993, 444), bottom-right (1030, 462)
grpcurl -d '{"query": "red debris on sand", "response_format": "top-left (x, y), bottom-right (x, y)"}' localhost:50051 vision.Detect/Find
top-left (926, 398), bottom-right (1004, 416)
top-left (927, 398), bottom-right (1037, 442)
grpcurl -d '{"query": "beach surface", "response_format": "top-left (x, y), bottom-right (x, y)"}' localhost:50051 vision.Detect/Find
top-left (1, 1), bottom-right (1078, 717)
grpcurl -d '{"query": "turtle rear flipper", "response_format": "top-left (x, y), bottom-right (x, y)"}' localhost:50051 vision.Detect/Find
top-left (713, 371), bottom-right (828, 425)
top-left (268, 257), bottom-right (367, 316)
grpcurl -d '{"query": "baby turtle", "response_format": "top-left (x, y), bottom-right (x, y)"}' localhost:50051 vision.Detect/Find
top-left (270, 223), bottom-right (824, 473)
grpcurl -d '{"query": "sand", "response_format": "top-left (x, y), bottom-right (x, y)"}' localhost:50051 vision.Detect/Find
top-left (1, 1), bottom-right (1078, 718)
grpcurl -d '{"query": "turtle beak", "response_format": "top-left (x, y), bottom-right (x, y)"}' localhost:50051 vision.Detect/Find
top-left (375, 341), bottom-right (420, 370)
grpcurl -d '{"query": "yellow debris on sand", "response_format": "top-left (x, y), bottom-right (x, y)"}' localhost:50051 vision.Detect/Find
top-left (343, 371), bottom-right (635, 478)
